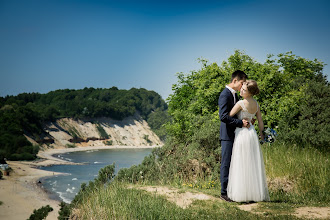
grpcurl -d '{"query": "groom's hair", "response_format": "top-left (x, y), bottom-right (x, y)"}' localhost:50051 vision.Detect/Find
top-left (231, 70), bottom-right (248, 82)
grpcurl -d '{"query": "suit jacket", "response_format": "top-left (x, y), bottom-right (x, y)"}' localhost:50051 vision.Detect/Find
top-left (218, 87), bottom-right (243, 141)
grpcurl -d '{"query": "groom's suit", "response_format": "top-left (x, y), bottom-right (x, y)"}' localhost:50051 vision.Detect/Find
top-left (218, 87), bottom-right (243, 195)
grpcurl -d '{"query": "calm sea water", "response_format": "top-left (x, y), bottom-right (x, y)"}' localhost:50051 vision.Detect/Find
top-left (39, 148), bottom-right (152, 203)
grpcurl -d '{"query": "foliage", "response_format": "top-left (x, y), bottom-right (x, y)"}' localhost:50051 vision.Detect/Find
top-left (71, 163), bottom-right (116, 206)
top-left (95, 163), bottom-right (116, 185)
top-left (27, 205), bottom-right (53, 220)
top-left (116, 152), bottom-right (160, 183)
top-left (65, 144), bottom-right (76, 148)
top-left (0, 87), bottom-right (167, 121)
top-left (279, 79), bottom-right (330, 148)
top-left (57, 202), bottom-right (71, 220)
top-left (147, 109), bottom-right (171, 141)
top-left (95, 123), bottom-right (109, 139)
top-left (103, 140), bottom-right (113, 145)
top-left (0, 104), bottom-right (42, 160)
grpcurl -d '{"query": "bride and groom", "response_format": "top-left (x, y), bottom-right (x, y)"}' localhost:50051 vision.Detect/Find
top-left (218, 70), bottom-right (270, 202)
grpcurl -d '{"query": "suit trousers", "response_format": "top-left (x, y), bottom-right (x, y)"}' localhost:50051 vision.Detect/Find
top-left (220, 140), bottom-right (233, 195)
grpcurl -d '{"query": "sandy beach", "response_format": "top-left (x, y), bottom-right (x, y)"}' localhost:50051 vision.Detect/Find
top-left (0, 145), bottom-right (159, 220)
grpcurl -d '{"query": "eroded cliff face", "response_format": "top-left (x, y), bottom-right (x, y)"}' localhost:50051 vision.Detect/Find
top-left (29, 114), bottom-right (163, 148)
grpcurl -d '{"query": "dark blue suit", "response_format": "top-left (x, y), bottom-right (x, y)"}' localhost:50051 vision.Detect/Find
top-left (218, 87), bottom-right (243, 195)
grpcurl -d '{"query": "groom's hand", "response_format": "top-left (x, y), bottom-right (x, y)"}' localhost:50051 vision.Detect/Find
top-left (242, 119), bottom-right (250, 128)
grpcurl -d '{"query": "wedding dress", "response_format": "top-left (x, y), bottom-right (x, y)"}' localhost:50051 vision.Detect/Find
top-left (227, 100), bottom-right (270, 202)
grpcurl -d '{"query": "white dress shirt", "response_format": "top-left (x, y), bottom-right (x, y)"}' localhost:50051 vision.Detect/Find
top-left (226, 85), bottom-right (236, 104)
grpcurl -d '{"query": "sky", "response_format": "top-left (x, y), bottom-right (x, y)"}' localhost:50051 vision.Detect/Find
top-left (1, 0), bottom-right (330, 100)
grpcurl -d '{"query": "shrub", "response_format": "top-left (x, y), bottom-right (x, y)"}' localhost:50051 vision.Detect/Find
top-left (65, 144), bottom-right (76, 148)
top-left (58, 202), bottom-right (71, 220)
top-left (27, 205), bottom-right (53, 220)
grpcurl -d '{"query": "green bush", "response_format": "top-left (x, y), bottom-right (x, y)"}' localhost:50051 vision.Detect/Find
top-left (58, 202), bottom-right (71, 220)
top-left (27, 205), bottom-right (53, 220)
top-left (65, 144), bottom-right (76, 148)
top-left (95, 163), bottom-right (115, 185)
top-left (103, 140), bottom-right (113, 145)
top-left (279, 79), bottom-right (330, 149)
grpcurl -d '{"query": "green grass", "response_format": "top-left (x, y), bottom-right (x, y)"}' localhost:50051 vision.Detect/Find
top-left (252, 202), bottom-right (297, 216)
top-left (263, 143), bottom-right (329, 206)
top-left (74, 182), bottom-right (297, 220)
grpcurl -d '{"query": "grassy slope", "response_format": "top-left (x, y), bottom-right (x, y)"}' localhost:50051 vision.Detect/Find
top-left (72, 143), bottom-right (329, 219)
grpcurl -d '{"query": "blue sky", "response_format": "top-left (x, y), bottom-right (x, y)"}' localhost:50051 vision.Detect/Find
top-left (1, 0), bottom-right (330, 100)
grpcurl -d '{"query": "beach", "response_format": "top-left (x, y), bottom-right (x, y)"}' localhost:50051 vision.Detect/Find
top-left (0, 145), bottom-right (159, 220)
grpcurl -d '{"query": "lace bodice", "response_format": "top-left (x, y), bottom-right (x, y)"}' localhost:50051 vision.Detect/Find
top-left (236, 100), bottom-right (258, 122)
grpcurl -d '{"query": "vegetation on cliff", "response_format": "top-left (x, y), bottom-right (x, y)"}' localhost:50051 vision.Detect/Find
top-left (0, 87), bottom-right (168, 160)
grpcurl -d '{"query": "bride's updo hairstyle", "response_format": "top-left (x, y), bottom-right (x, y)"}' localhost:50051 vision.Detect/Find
top-left (246, 80), bottom-right (260, 96)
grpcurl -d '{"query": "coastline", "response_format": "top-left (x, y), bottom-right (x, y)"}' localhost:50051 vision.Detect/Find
top-left (0, 145), bottom-right (160, 220)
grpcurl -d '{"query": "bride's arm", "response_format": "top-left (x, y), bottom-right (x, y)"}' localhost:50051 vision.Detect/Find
top-left (229, 103), bottom-right (242, 117)
top-left (256, 108), bottom-right (264, 140)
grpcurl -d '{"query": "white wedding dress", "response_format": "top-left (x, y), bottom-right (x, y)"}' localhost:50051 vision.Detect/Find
top-left (227, 100), bottom-right (270, 202)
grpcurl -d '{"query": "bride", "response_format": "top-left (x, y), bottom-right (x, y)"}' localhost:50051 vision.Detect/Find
top-left (227, 80), bottom-right (270, 202)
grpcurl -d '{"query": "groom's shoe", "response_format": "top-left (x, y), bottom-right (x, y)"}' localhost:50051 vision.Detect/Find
top-left (220, 194), bottom-right (233, 202)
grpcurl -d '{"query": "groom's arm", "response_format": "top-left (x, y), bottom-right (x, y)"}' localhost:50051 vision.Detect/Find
top-left (218, 94), bottom-right (243, 128)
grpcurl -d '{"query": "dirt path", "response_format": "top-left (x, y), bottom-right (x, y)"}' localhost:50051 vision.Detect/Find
top-left (133, 185), bottom-right (330, 219)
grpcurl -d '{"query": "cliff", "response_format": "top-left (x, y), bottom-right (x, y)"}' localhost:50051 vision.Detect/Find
top-left (27, 114), bottom-right (163, 149)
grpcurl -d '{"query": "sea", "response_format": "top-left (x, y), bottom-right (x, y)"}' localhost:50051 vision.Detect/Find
top-left (39, 148), bottom-right (153, 203)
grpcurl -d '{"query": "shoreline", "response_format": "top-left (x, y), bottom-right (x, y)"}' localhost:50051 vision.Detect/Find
top-left (0, 145), bottom-right (160, 220)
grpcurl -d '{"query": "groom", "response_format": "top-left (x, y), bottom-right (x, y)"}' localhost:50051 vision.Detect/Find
top-left (218, 70), bottom-right (249, 202)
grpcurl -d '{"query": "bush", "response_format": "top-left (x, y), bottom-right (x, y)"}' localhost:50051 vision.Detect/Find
top-left (65, 144), bottom-right (76, 148)
top-left (95, 163), bottom-right (115, 185)
top-left (103, 140), bottom-right (113, 145)
top-left (58, 202), bottom-right (71, 220)
top-left (279, 79), bottom-right (330, 149)
top-left (27, 205), bottom-right (53, 220)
